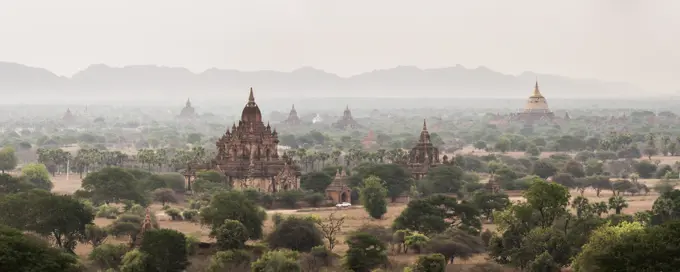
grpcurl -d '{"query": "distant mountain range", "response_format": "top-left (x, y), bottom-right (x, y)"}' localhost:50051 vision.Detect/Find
top-left (0, 62), bottom-right (641, 98)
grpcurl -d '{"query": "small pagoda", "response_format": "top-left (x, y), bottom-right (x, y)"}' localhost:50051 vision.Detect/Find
top-left (332, 105), bottom-right (361, 129)
top-left (179, 98), bottom-right (197, 119)
top-left (63, 108), bottom-right (76, 123)
top-left (405, 120), bottom-right (441, 180)
top-left (134, 208), bottom-right (155, 247)
top-left (282, 104), bottom-right (302, 125)
top-left (325, 168), bottom-right (352, 204)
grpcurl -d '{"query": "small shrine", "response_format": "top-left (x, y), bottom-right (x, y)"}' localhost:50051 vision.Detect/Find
top-left (179, 98), bottom-right (197, 119)
top-left (405, 120), bottom-right (441, 180)
top-left (332, 105), bottom-right (361, 129)
top-left (282, 104), bottom-right (302, 125)
top-left (325, 168), bottom-right (352, 204)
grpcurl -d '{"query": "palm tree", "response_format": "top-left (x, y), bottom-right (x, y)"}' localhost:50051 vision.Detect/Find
top-left (317, 151), bottom-right (330, 169)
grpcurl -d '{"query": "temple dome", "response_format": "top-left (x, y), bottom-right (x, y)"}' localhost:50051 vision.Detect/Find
top-left (523, 81), bottom-right (551, 113)
top-left (241, 87), bottom-right (262, 122)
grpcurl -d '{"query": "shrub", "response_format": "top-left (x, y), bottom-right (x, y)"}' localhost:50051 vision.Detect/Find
top-left (275, 190), bottom-right (305, 209)
top-left (214, 219), bottom-right (250, 250)
top-left (88, 244), bottom-right (129, 270)
top-left (208, 250), bottom-right (252, 272)
top-left (165, 208), bottom-right (182, 221)
top-left (251, 249), bottom-right (300, 272)
top-left (344, 232), bottom-right (388, 272)
top-left (181, 209), bottom-right (199, 221)
top-left (267, 216), bottom-right (323, 252)
top-left (411, 253), bottom-right (446, 272)
top-left (304, 192), bottom-right (325, 207)
top-left (96, 204), bottom-right (120, 219)
top-left (185, 234), bottom-right (200, 256)
top-left (139, 229), bottom-right (189, 272)
top-left (152, 188), bottom-right (178, 206)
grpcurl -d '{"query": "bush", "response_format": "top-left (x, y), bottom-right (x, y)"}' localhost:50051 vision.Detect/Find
top-left (165, 208), bottom-right (182, 221)
top-left (139, 229), bottom-right (189, 272)
top-left (275, 190), bottom-right (305, 209)
top-left (208, 250), bottom-right (252, 272)
top-left (185, 234), bottom-right (200, 256)
top-left (152, 188), bottom-right (178, 206)
top-left (411, 253), bottom-right (446, 272)
top-left (89, 244), bottom-right (129, 270)
top-left (96, 204), bottom-right (120, 219)
top-left (159, 173), bottom-right (186, 193)
top-left (344, 232), bottom-right (388, 272)
top-left (119, 249), bottom-right (148, 272)
top-left (214, 219), bottom-right (250, 251)
top-left (182, 209), bottom-right (199, 221)
top-left (266, 216), bottom-right (324, 252)
top-left (304, 192), bottom-right (325, 207)
top-left (251, 249), bottom-right (300, 272)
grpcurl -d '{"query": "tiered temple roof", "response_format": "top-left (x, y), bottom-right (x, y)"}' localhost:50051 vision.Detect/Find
top-left (179, 98), bottom-right (197, 118)
top-left (185, 88), bottom-right (301, 193)
top-left (406, 119), bottom-right (441, 180)
top-left (325, 168), bottom-right (352, 203)
top-left (332, 105), bottom-right (361, 129)
top-left (283, 104), bottom-right (301, 125)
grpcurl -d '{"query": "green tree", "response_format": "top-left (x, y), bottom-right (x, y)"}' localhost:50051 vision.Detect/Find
top-left (344, 232), bottom-right (388, 272)
top-left (0, 225), bottom-right (80, 272)
top-left (251, 249), bottom-right (300, 272)
top-left (360, 175), bottom-right (388, 219)
top-left (393, 195), bottom-right (481, 235)
top-left (200, 190), bottom-right (266, 239)
top-left (350, 163), bottom-right (412, 202)
top-left (0, 173), bottom-right (35, 195)
top-left (411, 253), bottom-right (447, 272)
top-left (139, 229), bottom-right (189, 272)
top-left (0, 189), bottom-right (94, 253)
top-left (300, 172), bottom-right (333, 193)
top-left (21, 163), bottom-right (53, 191)
top-left (531, 159), bottom-right (558, 179)
top-left (207, 249), bottom-right (252, 272)
top-left (562, 160), bottom-right (586, 178)
top-left (151, 188), bottom-right (178, 206)
top-left (214, 219), bottom-right (249, 250)
top-left (267, 216), bottom-right (323, 252)
top-left (0, 146), bottom-right (18, 173)
top-left (607, 196), bottom-right (628, 214)
top-left (79, 167), bottom-right (147, 205)
top-left (420, 165), bottom-right (465, 196)
top-left (523, 178), bottom-right (570, 228)
top-left (471, 191), bottom-right (510, 223)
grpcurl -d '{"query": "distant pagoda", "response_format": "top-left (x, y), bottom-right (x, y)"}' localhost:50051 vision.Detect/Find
top-left (62, 108), bottom-right (76, 123)
top-left (512, 80), bottom-right (555, 122)
top-left (179, 98), bottom-right (197, 119)
top-left (283, 104), bottom-right (301, 125)
top-left (325, 168), bottom-right (352, 204)
top-left (405, 120), bottom-right (441, 180)
top-left (332, 105), bottom-right (361, 129)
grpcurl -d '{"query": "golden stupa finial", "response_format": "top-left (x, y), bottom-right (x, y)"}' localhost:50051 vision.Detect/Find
top-left (248, 87), bottom-right (255, 102)
top-left (532, 79), bottom-right (542, 97)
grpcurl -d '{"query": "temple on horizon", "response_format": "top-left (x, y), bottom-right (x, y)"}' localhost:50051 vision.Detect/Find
top-left (405, 120), bottom-right (441, 180)
top-left (511, 80), bottom-right (555, 122)
top-left (332, 105), bottom-right (361, 129)
top-left (184, 88), bottom-right (301, 193)
top-left (282, 104), bottom-right (302, 125)
top-left (178, 98), bottom-right (197, 119)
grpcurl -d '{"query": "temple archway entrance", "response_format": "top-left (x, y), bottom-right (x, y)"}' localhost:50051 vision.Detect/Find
top-left (340, 191), bottom-right (349, 203)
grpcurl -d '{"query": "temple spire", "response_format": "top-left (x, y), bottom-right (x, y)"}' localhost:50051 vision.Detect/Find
top-left (292, 104), bottom-right (296, 111)
top-left (532, 79), bottom-right (542, 97)
top-left (248, 87), bottom-right (255, 102)
top-left (423, 119), bottom-right (428, 131)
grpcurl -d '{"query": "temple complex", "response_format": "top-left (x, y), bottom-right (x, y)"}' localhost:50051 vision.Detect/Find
top-left (184, 88), bottom-right (301, 193)
top-left (282, 104), bottom-right (302, 125)
top-left (325, 168), bottom-right (352, 204)
top-left (511, 81), bottom-right (555, 122)
top-left (332, 106), bottom-right (361, 129)
top-left (405, 120), bottom-right (441, 180)
top-left (179, 98), bottom-right (197, 119)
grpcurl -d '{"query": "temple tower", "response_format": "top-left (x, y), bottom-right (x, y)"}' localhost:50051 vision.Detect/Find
top-left (179, 98), bottom-right (197, 118)
top-left (405, 119), bottom-right (441, 180)
top-left (332, 105), bottom-right (361, 129)
top-left (283, 104), bottom-right (302, 125)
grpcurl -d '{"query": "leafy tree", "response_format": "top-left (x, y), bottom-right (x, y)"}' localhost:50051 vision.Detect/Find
top-left (151, 188), bottom-right (178, 206)
top-left (88, 243), bottom-right (129, 270)
top-left (344, 232), bottom-right (388, 272)
top-left (267, 215), bottom-right (323, 252)
top-left (350, 163), bottom-right (412, 202)
top-left (214, 219), bottom-right (249, 250)
top-left (411, 253), bottom-right (447, 272)
top-left (393, 195), bottom-right (481, 235)
top-left (473, 140), bottom-right (487, 150)
top-left (251, 249), bottom-right (300, 272)
top-left (200, 190), bottom-right (266, 239)
top-left (139, 229), bottom-right (189, 272)
top-left (0, 189), bottom-right (94, 253)
top-left (21, 163), bottom-right (53, 191)
top-left (207, 249), bottom-right (252, 272)
top-left (81, 224), bottom-right (109, 247)
top-left (587, 175), bottom-right (612, 197)
top-left (562, 160), bottom-right (586, 178)
top-left (634, 160), bottom-right (657, 178)
top-left (300, 172), bottom-right (333, 193)
top-left (552, 172), bottom-right (576, 188)
top-left (426, 228), bottom-right (485, 264)
top-left (571, 221), bottom-right (646, 271)
top-left (80, 167), bottom-right (147, 205)
top-left (420, 165), bottom-right (465, 196)
top-left (275, 189), bottom-right (305, 209)
top-left (471, 190), bottom-right (510, 223)
top-left (523, 178), bottom-right (570, 228)
top-left (360, 175), bottom-right (388, 219)
top-left (607, 196), bottom-right (628, 214)
top-left (651, 189), bottom-right (680, 223)
top-left (404, 231), bottom-right (430, 253)
top-left (531, 159), bottom-right (558, 179)
top-left (303, 192), bottom-right (325, 207)
top-left (0, 146), bottom-right (18, 173)
top-left (0, 225), bottom-right (80, 272)
top-left (0, 173), bottom-right (34, 195)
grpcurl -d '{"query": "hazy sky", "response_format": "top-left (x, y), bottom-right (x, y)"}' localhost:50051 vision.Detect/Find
top-left (0, 0), bottom-right (678, 91)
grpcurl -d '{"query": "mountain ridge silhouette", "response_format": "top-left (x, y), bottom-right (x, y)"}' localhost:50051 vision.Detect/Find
top-left (0, 62), bottom-right (641, 98)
